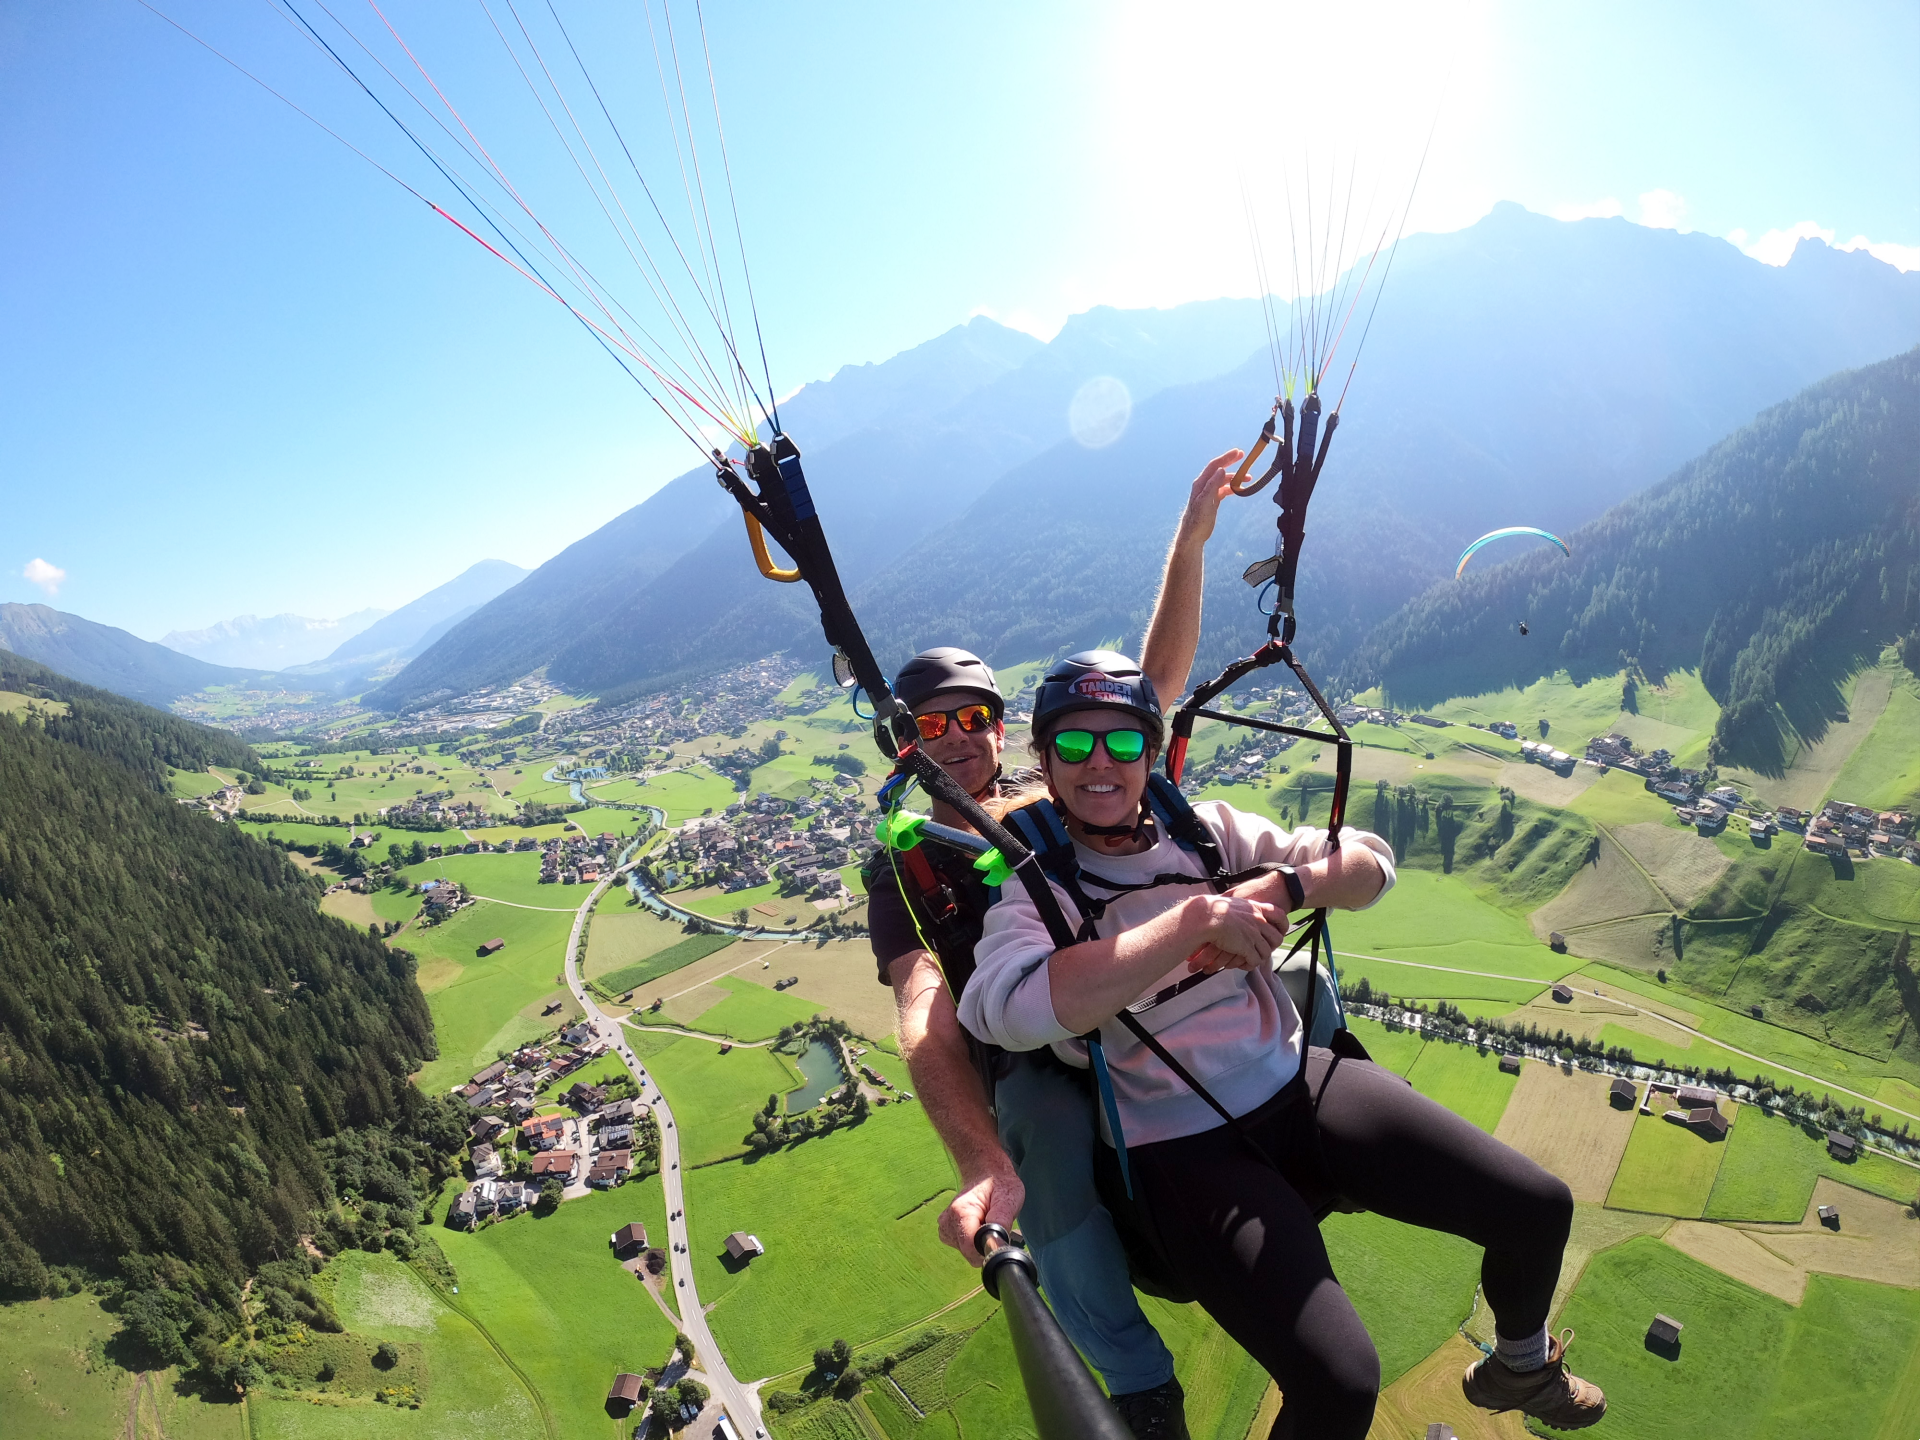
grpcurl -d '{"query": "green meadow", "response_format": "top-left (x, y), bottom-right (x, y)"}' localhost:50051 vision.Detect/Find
top-left (641, 1032), bottom-right (805, 1165)
top-left (1401, 1040), bottom-right (1521, 1132)
top-left (590, 928), bottom-right (736, 993)
top-left (628, 765), bottom-right (737, 822)
top-left (435, 1187), bottom-right (676, 1439)
top-left (400, 851), bottom-right (578, 911)
top-left (672, 973), bottom-right (836, 1041)
top-left (1606, 1106), bottom-right (1731, 1218)
top-left (408, 900), bottom-right (576, 1094)
top-left (1321, 1210), bottom-right (1485, 1384)
top-left (1334, 867), bottom-right (1568, 989)
top-left (1827, 654), bottom-right (1920, 810)
top-left (240, 817), bottom-right (361, 849)
top-left (0, 1293), bottom-right (244, 1439)
top-left (1697, 1104), bottom-right (1917, 1221)
top-left (1553, 1238), bottom-right (1920, 1440)
top-left (251, 1250), bottom-right (539, 1440)
top-left (685, 1103), bottom-right (973, 1380)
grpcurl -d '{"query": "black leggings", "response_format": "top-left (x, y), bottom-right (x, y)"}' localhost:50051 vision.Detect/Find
top-left (1119, 1049), bottom-right (1572, 1440)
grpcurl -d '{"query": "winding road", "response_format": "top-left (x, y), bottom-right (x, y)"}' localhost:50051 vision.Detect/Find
top-left (561, 857), bottom-right (765, 1438)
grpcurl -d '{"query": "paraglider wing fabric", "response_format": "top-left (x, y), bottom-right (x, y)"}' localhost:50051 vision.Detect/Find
top-left (1453, 527), bottom-right (1571, 579)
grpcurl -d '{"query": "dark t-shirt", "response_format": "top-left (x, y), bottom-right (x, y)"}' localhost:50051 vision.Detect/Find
top-left (863, 840), bottom-right (992, 988)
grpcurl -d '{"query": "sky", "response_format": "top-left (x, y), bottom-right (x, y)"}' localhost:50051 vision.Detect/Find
top-left (3, 0), bottom-right (1917, 639)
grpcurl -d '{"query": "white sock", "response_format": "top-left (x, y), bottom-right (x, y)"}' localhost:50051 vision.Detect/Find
top-left (1495, 1325), bottom-right (1550, 1373)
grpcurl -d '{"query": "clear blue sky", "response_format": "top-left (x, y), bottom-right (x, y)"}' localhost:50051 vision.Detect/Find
top-left (3, 0), bottom-right (1916, 638)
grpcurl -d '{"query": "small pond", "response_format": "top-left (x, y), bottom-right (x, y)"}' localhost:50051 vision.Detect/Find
top-left (786, 1038), bottom-right (846, 1111)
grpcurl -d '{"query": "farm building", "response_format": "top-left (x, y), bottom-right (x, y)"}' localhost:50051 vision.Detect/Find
top-left (1676, 1084), bottom-right (1719, 1107)
top-left (1551, 983), bottom-right (1574, 1003)
top-left (1817, 1204), bottom-right (1840, 1227)
top-left (477, 937), bottom-right (506, 956)
top-left (1499, 1054), bottom-right (1523, 1075)
top-left (607, 1373), bottom-right (646, 1412)
top-left (724, 1231), bottom-right (765, 1261)
top-left (1664, 1106), bottom-right (1729, 1138)
top-left (1826, 1131), bottom-right (1858, 1160)
top-left (1547, 931), bottom-right (1567, 952)
top-left (1648, 1314), bottom-right (1683, 1346)
top-left (1609, 1077), bottom-right (1636, 1108)
top-left (611, 1222), bottom-right (648, 1253)
top-left (1426, 1427), bottom-right (1455, 1440)
top-left (472, 1060), bottom-right (508, 1086)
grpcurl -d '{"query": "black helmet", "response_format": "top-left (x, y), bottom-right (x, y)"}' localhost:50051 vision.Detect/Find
top-left (894, 647), bottom-right (1002, 717)
top-left (1032, 650), bottom-right (1162, 739)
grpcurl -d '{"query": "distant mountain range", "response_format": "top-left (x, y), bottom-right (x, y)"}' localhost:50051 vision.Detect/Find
top-left (162, 608), bottom-right (388, 669)
top-left (373, 205), bottom-right (1920, 712)
top-left (0, 560), bottom-right (531, 709)
top-left (1353, 345), bottom-right (1920, 769)
top-left (0, 604), bottom-right (266, 708)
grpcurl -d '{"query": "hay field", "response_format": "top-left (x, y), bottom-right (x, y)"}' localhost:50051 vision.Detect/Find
top-left (642, 1031), bottom-right (804, 1164)
top-left (623, 935), bottom-right (800, 1010)
top-left (1366, 1334), bottom-right (1531, 1440)
top-left (1496, 758), bottom-right (1600, 807)
top-left (775, 935), bottom-right (902, 1038)
top-left (1606, 1097), bottom-right (1733, 1218)
top-left (1742, 1178), bottom-right (1920, 1290)
top-left (583, 903), bottom-right (707, 982)
top-left (1664, 1221), bottom-right (1808, 1303)
top-left (1830, 662), bottom-right (1920, 810)
top-left (1491, 1062), bottom-right (1637, 1202)
top-left (1529, 830), bottom-right (1667, 938)
top-left (1607, 823), bottom-right (1731, 908)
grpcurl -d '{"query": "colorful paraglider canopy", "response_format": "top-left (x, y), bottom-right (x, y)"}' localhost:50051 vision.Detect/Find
top-left (1455, 527), bottom-right (1571, 578)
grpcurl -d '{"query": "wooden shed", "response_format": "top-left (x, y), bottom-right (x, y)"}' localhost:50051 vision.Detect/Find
top-left (724, 1231), bottom-right (765, 1262)
top-left (1826, 1131), bottom-right (1858, 1160)
top-left (611, 1222), bottom-right (648, 1253)
top-left (607, 1373), bottom-right (646, 1411)
top-left (1648, 1313), bottom-right (1683, 1346)
top-left (1499, 1053), bottom-right (1523, 1075)
top-left (477, 937), bottom-right (506, 956)
top-left (1551, 982), bottom-right (1574, 1003)
top-left (1609, 1077), bottom-right (1636, 1108)
top-left (1817, 1204), bottom-right (1840, 1228)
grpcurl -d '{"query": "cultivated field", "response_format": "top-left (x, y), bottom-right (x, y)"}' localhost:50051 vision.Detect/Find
top-left (1606, 1097), bottom-right (1733, 1217)
top-left (1735, 1176), bottom-right (1920, 1291)
top-left (1401, 1041), bottom-right (1520, 1132)
top-left (434, 1188), bottom-right (676, 1439)
top-left (1701, 1105), bottom-right (1843, 1222)
top-left (1528, 828), bottom-right (1668, 941)
top-left (1606, 822), bottom-right (1731, 908)
top-left (593, 930), bottom-right (736, 996)
top-left (583, 901), bottom-right (716, 981)
top-left (1553, 1237), bottom-right (1920, 1440)
top-left (1663, 1221), bottom-right (1808, 1303)
top-left (253, 1250), bottom-right (540, 1440)
top-left (1492, 1062), bottom-right (1638, 1203)
top-left (1365, 1334), bottom-right (1530, 1440)
top-left (625, 765), bottom-right (737, 822)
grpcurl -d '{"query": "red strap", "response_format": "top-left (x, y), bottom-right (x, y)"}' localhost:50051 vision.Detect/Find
top-left (899, 845), bottom-right (955, 921)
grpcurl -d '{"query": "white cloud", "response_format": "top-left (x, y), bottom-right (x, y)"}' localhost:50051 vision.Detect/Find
top-left (1741, 220), bottom-right (1835, 266)
top-left (1838, 234), bottom-right (1920, 272)
top-left (1549, 197), bottom-right (1623, 222)
top-left (1637, 189), bottom-right (1688, 230)
top-left (22, 558), bottom-right (65, 597)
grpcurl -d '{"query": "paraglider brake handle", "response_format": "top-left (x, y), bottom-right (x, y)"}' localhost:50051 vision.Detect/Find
top-left (1228, 399), bottom-right (1282, 496)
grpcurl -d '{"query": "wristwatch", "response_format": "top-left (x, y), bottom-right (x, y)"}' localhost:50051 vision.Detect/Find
top-left (1277, 864), bottom-right (1305, 912)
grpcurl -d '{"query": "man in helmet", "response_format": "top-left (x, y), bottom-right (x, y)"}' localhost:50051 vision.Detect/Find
top-left (864, 450), bottom-right (1243, 1440)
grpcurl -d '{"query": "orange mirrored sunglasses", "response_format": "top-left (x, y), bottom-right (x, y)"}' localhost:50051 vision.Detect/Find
top-left (914, 703), bottom-right (997, 740)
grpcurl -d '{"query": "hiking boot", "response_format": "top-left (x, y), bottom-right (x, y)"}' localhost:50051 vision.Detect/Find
top-left (1112, 1377), bottom-right (1192, 1440)
top-left (1462, 1329), bottom-right (1606, 1430)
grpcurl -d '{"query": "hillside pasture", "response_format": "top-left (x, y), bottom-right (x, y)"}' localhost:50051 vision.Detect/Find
top-left (1552, 1237), bottom-right (1920, 1440)
top-left (1528, 829), bottom-right (1668, 945)
top-left (1569, 768), bottom-right (1676, 827)
top-left (406, 900), bottom-right (577, 1093)
top-left (683, 1103), bottom-right (974, 1380)
top-left (0, 1293), bottom-right (244, 1439)
top-left (252, 1250), bottom-right (539, 1440)
top-left (1606, 1097), bottom-right (1733, 1218)
top-left (434, 1187), bottom-right (676, 1439)
top-left (1607, 823), bottom-right (1733, 909)
top-left (1829, 660), bottom-right (1920, 810)
top-left (1491, 1062), bottom-right (1638, 1203)
top-left (1335, 869), bottom-right (1572, 983)
top-left (1401, 1040), bottom-right (1520, 1131)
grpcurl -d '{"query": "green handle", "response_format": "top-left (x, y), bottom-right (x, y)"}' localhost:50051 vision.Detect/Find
top-left (973, 847), bottom-right (1013, 889)
top-left (875, 810), bottom-right (929, 850)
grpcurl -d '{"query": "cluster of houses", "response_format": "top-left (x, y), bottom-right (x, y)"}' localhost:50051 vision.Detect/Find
top-left (1519, 739), bottom-right (1579, 774)
top-left (539, 832), bottom-right (623, 885)
top-left (378, 789), bottom-right (506, 832)
top-left (651, 788), bottom-right (864, 903)
top-left (1789, 801), bottom-right (1918, 861)
top-left (1465, 719), bottom-right (1522, 740)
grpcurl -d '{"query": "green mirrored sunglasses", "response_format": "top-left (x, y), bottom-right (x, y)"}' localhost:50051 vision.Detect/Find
top-left (1049, 728), bottom-right (1147, 765)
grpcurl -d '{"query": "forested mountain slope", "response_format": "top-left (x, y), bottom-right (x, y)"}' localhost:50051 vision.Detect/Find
top-left (1352, 347), bottom-right (1920, 770)
top-left (0, 603), bottom-right (264, 708)
top-left (0, 653), bottom-right (455, 1381)
top-left (378, 206), bottom-right (1920, 707)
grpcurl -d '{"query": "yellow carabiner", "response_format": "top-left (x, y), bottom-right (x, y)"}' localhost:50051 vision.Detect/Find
top-left (1229, 418), bottom-right (1277, 496)
top-left (743, 512), bottom-right (803, 583)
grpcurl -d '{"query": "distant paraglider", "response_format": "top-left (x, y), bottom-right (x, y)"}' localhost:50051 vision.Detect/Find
top-left (1455, 527), bottom-right (1571, 578)
top-left (1518, 621), bottom-right (1530, 636)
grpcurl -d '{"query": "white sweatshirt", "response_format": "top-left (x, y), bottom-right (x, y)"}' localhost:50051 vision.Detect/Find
top-left (959, 801), bottom-right (1396, 1147)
